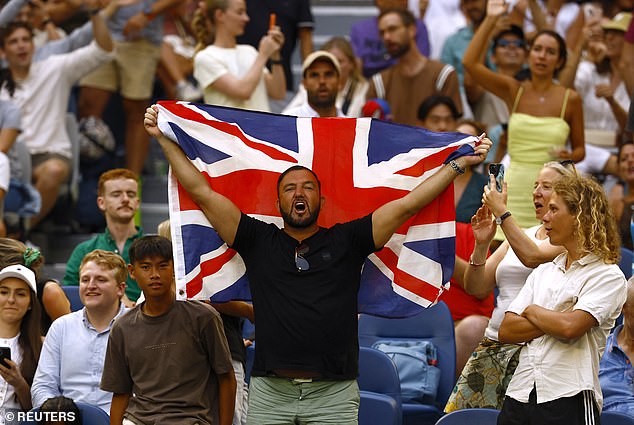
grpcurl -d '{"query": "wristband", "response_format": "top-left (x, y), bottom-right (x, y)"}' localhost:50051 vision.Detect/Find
top-left (449, 160), bottom-right (465, 175)
top-left (269, 59), bottom-right (283, 65)
top-left (468, 256), bottom-right (486, 267)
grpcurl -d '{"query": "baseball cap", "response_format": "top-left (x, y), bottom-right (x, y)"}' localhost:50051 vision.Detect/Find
top-left (602, 12), bottom-right (632, 33)
top-left (301, 51), bottom-right (341, 77)
top-left (0, 265), bottom-right (37, 294)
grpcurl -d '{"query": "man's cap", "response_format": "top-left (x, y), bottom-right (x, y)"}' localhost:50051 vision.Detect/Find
top-left (301, 51), bottom-right (341, 76)
top-left (0, 265), bottom-right (37, 294)
top-left (602, 12), bottom-right (632, 33)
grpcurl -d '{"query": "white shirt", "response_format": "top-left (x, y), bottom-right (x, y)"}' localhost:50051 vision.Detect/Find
top-left (0, 334), bottom-right (22, 409)
top-left (282, 103), bottom-right (346, 118)
top-left (505, 252), bottom-right (626, 408)
top-left (194, 44), bottom-right (270, 112)
top-left (0, 42), bottom-right (111, 158)
top-left (574, 60), bottom-right (630, 134)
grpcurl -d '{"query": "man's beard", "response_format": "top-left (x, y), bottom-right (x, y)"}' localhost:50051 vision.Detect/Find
top-left (280, 201), bottom-right (321, 228)
top-left (387, 42), bottom-right (409, 59)
top-left (307, 91), bottom-right (337, 110)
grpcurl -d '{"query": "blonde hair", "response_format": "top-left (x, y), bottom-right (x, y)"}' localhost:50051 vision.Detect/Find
top-left (79, 249), bottom-right (128, 285)
top-left (192, 0), bottom-right (229, 53)
top-left (157, 219), bottom-right (172, 241)
top-left (321, 37), bottom-right (365, 84)
top-left (552, 175), bottom-right (620, 264)
top-left (542, 160), bottom-right (579, 178)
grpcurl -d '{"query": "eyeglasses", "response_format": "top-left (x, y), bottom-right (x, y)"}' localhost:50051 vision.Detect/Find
top-left (295, 243), bottom-right (310, 272)
top-left (559, 159), bottom-right (575, 168)
top-left (496, 39), bottom-right (525, 48)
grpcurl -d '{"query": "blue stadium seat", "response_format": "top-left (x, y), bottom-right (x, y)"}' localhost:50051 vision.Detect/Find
top-left (359, 391), bottom-right (400, 425)
top-left (619, 247), bottom-right (633, 279)
top-left (358, 301), bottom-right (456, 425)
top-left (434, 408), bottom-right (500, 424)
top-left (358, 347), bottom-right (402, 425)
top-left (61, 285), bottom-right (83, 312)
top-left (601, 410), bottom-right (634, 425)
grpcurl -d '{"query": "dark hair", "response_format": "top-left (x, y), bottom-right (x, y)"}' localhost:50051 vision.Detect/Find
top-left (618, 141), bottom-right (634, 160)
top-left (456, 118), bottom-right (486, 136)
top-left (417, 95), bottom-right (460, 122)
top-left (378, 8), bottom-right (416, 28)
top-left (39, 396), bottom-right (81, 425)
top-left (529, 29), bottom-right (567, 72)
top-left (0, 22), bottom-right (34, 97)
top-left (16, 281), bottom-right (42, 387)
top-left (129, 236), bottom-right (173, 264)
top-left (493, 24), bottom-right (525, 49)
top-left (276, 166), bottom-right (321, 195)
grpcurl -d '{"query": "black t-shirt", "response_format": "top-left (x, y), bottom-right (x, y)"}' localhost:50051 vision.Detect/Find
top-left (231, 213), bottom-right (376, 380)
top-left (220, 313), bottom-right (246, 364)
top-left (236, 0), bottom-right (314, 91)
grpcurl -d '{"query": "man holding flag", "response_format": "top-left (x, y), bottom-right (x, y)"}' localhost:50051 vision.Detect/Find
top-left (144, 104), bottom-right (490, 424)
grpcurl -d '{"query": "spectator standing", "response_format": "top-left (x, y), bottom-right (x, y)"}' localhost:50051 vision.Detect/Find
top-left (237, 0), bottom-right (314, 111)
top-left (143, 103), bottom-right (491, 424)
top-left (351, 0), bottom-right (430, 78)
top-left (282, 51), bottom-right (344, 118)
top-left (367, 8), bottom-right (462, 126)
top-left (63, 169), bottom-right (142, 305)
top-left (0, 100), bottom-right (20, 237)
top-left (192, 0), bottom-right (286, 112)
top-left (463, 0), bottom-right (584, 232)
top-left (101, 236), bottom-right (236, 425)
top-left (608, 142), bottom-right (634, 249)
top-left (77, 0), bottom-right (183, 175)
top-left (31, 250), bottom-right (128, 413)
top-left (497, 175), bottom-right (626, 424)
top-left (0, 10), bottom-right (114, 229)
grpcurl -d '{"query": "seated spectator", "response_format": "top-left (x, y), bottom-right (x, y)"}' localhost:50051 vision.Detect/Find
top-left (445, 161), bottom-right (575, 412)
top-left (600, 276), bottom-right (634, 416)
top-left (350, 0), bottom-right (430, 78)
top-left (192, 0), bottom-right (286, 111)
top-left (0, 9), bottom-right (113, 229)
top-left (0, 238), bottom-right (70, 335)
top-left (63, 169), bottom-right (142, 305)
top-left (283, 51), bottom-right (344, 118)
top-left (0, 264), bottom-right (43, 412)
top-left (284, 37), bottom-right (369, 117)
top-left (0, 99), bottom-right (21, 237)
top-left (608, 142), bottom-right (634, 249)
top-left (366, 8), bottom-right (462, 126)
top-left (39, 396), bottom-right (81, 425)
top-left (101, 236), bottom-right (236, 425)
top-left (31, 250), bottom-right (128, 413)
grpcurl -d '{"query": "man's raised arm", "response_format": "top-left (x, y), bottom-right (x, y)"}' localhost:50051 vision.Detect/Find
top-left (371, 139), bottom-right (491, 249)
top-left (144, 105), bottom-right (242, 246)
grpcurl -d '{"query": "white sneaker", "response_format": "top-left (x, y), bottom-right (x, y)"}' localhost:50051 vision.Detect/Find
top-left (176, 81), bottom-right (203, 102)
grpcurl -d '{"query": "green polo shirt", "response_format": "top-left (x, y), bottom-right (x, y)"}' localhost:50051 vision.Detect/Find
top-left (62, 227), bottom-right (143, 301)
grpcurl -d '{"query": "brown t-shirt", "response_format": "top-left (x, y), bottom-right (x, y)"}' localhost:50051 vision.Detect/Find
top-left (101, 300), bottom-right (233, 425)
top-left (367, 59), bottom-right (463, 126)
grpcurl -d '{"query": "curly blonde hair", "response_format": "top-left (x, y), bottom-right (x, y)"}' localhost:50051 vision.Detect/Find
top-left (192, 0), bottom-right (229, 53)
top-left (553, 175), bottom-right (620, 264)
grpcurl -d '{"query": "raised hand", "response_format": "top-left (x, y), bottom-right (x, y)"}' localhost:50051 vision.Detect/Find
top-left (487, 0), bottom-right (509, 18)
top-left (144, 105), bottom-right (164, 139)
top-left (482, 173), bottom-right (508, 217)
top-left (471, 205), bottom-right (496, 245)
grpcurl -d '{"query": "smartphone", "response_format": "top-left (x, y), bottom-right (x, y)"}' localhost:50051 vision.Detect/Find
top-left (0, 346), bottom-right (10, 368)
top-left (489, 163), bottom-right (505, 192)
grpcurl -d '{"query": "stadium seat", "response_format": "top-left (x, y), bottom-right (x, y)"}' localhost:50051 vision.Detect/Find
top-left (619, 247), bottom-right (633, 279)
top-left (358, 301), bottom-right (456, 425)
top-left (434, 408), bottom-right (500, 424)
top-left (601, 410), bottom-right (634, 425)
top-left (358, 347), bottom-right (402, 425)
top-left (359, 390), bottom-right (400, 425)
top-left (61, 285), bottom-right (83, 312)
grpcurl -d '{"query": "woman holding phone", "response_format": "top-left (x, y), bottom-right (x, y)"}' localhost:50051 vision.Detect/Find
top-left (445, 161), bottom-right (576, 412)
top-left (0, 263), bottom-right (42, 413)
top-left (192, 0), bottom-right (286, 111)
top-left (463, 0), bottom-right (585, 231)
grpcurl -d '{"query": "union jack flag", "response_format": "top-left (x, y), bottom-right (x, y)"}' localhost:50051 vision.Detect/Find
top-left (157, 101), bottom-right (478, 317)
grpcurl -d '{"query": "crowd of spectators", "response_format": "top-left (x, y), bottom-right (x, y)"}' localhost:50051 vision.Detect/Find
top-left (0, 0), bottom-right (633, 423)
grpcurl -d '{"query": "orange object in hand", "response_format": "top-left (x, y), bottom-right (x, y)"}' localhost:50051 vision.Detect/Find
top-left (269, 13), bottom-right (276, 29)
